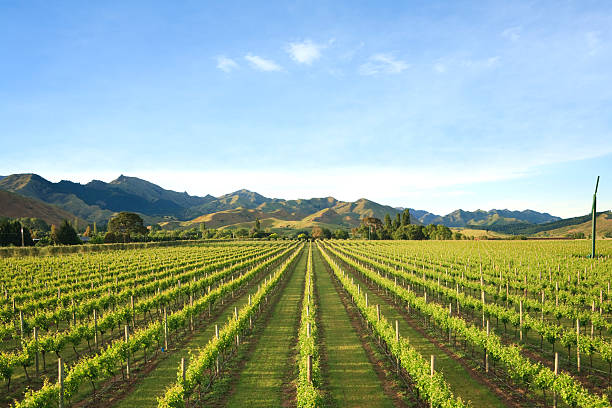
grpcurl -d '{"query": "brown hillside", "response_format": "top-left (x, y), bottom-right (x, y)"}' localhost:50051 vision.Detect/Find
top-left (303, 207), bottom-right (361, 227)
top-left (0, 190), bottom-right (87, 226)
top-left (187, 208), bottom-right (287, 229)
top-left (534, 212), bottom-right (612, 238)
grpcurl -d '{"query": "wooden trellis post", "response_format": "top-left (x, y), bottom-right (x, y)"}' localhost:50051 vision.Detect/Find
top-left (553, 352), bottom-right (559, 408)
top-left (34, 327), bottom-right (39, 377)
top-left (94, 309), bottom-right (98, 348)
top-left (577, 318), bottom-right (581, 373)
top-left (519, 300), bottom-right (523, 342)
top-left (181, 357), bottom-right (186, 382)
top-left (19, 310), bottom-right (24, 341)
top-left (485, 320), bottom-right (490, 373)
top-left (164, 307), bottom-right (168, 351)
top-left (125, 325), bottom-right (130, 379)
top-left (58, 358), bottom-right (64, 408)
top-left (430, 355), bottom-right (435, 408)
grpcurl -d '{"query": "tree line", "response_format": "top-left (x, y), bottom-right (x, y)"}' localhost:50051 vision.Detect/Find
top-left (1, 209), bottom-right (467, 247)
top-left (353, 209), bottom-right (463, 240)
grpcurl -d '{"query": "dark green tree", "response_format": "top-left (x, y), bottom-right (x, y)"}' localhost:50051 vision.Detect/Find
top-left (333, 229), bottom-right (349, 239)
top-left (294, 230), bottom-right (311, 240)
top-left (436, 225), bottom-right (452, 240)
top-left (255, 218), bottom-right (261, 231)
top-left (52, 220), bottom-right (81, 245)
top-left (17, 218), bottom-right (50, 233)
top-left (104, 231), bottom-right (118, 243)
top-left (423, 224), bottom-right (438, 239)
top-left (236, 228), bottom-right (249, 237)
top-left (322, 227), bottom-right (332, 239)
top-left (393, 224), bottom-right (425, 240)
top-left (108, 212), bottom-right (148, 235)
top-left (384, 213), bottom-right (392, 230)
top-left (379, 228), bottom-right (392, 240)
top-left (355, 224), bottom-right (369, 239)
top-left (401, 209), bottom-right (411, 226)
top-left (0, 220), bottom-right (34, 246)
top-left (393, 213), bottom-right (401, 230)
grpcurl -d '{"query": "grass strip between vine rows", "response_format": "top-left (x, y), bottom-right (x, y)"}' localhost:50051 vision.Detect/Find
top-left (323, 242), bottom-right (610, 408)
top-left (0, 244), bottom-right (288, 396)
top-left (338, 243), bottom-right (612, 372)
top-left (296, 243), bottom-right (322, 408)
top-left (156, 243), bottom-right (304, 407)
top-left (318, 243), bottom-right (469, 408)
top-left (11, 243), bottom-right (297, 408)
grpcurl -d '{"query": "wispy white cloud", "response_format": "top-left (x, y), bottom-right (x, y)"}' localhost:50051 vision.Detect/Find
top-left (216, 56), bottom-right (238, 72)
top-left (501, 26), bottom-right (521, 41)
top-left (484, 56), bottom-right (501, 67)
top-left (244, 54), bottom-right (282, 71)
top-left (339, 41), bottom-right (365, 62)
top-left (461, 56), bottom-right (500, 69)
top-left (286, 40), bottom-right (323, 64)
top-left (433, 62), bottom-right (447, 73)
top-left (586, 31), bottom-right (602, 56)
top-left (359, 54), bottom-right (408, 75)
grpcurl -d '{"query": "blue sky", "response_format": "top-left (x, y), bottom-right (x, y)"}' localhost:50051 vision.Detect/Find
top-left (0, 1), bottom-right (610, 218)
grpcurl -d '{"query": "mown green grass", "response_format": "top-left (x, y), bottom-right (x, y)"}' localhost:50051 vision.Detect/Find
top-left (346, 267), bottom-right (507, 408)
top-left (313, 247), bottom-right (395, 408)
top-left (114, 275), bottom-right (267, 408)
top-left (225, 249), bottom-right (306, 407)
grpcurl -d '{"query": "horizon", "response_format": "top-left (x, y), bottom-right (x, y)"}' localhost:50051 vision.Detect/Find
top-left (1, 171), bottom-right (598, 219)
top-left (1, 1), bottom-right (610, 218)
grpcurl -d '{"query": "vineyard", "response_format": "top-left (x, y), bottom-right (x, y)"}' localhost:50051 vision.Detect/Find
top-left (0, 239), bottom-right (611, 407)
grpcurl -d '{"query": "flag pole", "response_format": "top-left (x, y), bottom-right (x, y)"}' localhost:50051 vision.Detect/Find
top-left (591, 176), bottom-right (600, 258)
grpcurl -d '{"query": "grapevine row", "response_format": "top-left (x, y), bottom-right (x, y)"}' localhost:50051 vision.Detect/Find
top-left (296, 243), bottom-right (322, 408)
top-left (318, 243), bottom-right (468, 408)
top-left (323, 242), bottom-right (610, 408)
top-left (11, 243), bottom-right (297, 407)
top-left (156, 243), bottom-right (304, 407)
top-left (0, 244), bottom-right (289, 393)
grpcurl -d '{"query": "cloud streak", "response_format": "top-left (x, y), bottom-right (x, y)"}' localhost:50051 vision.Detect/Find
top-left (460, 56), bottom-right (501, 69)
top-left (359, 54), bottom-right (408, 75)
top-left (244, 54), bottom-right (282, 71)
top-left (586, 31), bottom-right (602, 56)
top-left (501, 26), bottom-right (521, 41)
top-left (433, 62), bottom-right (447, 73)
top-left (286, 40), bottom-right (323, 64)
top-left (216, 56), bottom-right (238, 72)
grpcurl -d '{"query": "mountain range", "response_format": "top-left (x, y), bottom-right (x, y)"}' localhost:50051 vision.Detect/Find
top-left (0, 173), bottom-right (563, 232)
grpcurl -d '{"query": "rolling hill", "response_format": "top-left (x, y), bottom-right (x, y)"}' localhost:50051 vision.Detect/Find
top-left (0, 190), bottom-right (86, 227)
top-left (532, 211), bottom-right (612, 238)
top-left (182, 197), bottom-right (405, 231)
top-left (0, 173), bottom-right (212, 223)
top-left (0, 173), bottom-right (565, 234)
top-left (409, 208), bottom-right (560, 227)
